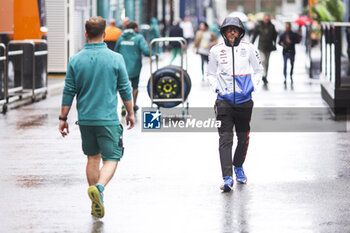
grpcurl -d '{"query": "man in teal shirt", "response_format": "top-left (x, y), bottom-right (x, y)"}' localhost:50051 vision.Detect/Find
top-left (59, 16), bottom-right (135, 218)
top-left (115, 21), bottom-right (150, 114)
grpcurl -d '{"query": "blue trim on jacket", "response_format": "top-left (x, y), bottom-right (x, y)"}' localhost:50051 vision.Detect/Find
top-left (217, 74), bottom-right (254, 104)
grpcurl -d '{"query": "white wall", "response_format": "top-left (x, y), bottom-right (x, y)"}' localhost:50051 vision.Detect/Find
top-left (215, 0), bottom-right (227, 23)
top-left (73, 0), bottom-right (91, 54)
top-left (46, 0), bottom-right (68, 72)
top-left (281, 0), bottom-right (303, 19)
top-left (46, 0), bottom-right (95, 73)
top-left (173, 0), bottom-right (180, 22)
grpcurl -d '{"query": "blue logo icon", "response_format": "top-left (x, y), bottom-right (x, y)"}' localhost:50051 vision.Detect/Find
top-left (143, 110), bottom-right (161, 129)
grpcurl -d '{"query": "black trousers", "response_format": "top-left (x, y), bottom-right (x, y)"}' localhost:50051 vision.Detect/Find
top-left (200, 54), bottom-right (209, 75)
top-left (283, 52), bottom-right (295, 79)
top-left (215, 99), bottom-right (253, 177)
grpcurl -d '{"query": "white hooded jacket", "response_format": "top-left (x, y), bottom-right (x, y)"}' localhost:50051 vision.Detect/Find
top-left (207, 40), bottom-right (264, 104)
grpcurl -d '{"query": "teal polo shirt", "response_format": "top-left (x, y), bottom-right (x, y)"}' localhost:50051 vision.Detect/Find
top-left (62, 42), bottom-right (132, 126)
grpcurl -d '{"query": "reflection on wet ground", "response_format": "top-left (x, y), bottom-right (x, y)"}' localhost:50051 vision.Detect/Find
top-left (16, 175), bottom-right (46, 187)
top-left (221, 186), bottom-right (250, 233)
top-left (90, 220), bottom-right (104, 233)
top-left (15, 174), bottom-right (81, 187)
top-left (16, 114), bottom-right (48, 129)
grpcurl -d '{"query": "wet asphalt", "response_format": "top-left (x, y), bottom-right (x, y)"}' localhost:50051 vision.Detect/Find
top-left (1, 44), bottom-right (350, 233)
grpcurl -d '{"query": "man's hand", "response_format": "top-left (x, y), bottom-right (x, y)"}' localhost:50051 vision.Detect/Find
top-left (125, 113), bottom-right (135, 130)
top-left (122, 100), bottom-right (135, 129)
top-left (59, 106), bottom-right (71, 137)
top-left (59, 120), bottom-right (69, 137)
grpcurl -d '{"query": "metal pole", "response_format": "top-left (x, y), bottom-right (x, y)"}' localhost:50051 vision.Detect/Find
top-left (179, 38), bottom-right (186, 104)
top-left (20, 45), bottom-right (24, 94)
top-left (5, 44), bottom-right (10, 102)
top-left (150, 39), bottom-right (154, 106)
top-left (335, 25), bottom-right (341, 89)
top-left (31, 43), bottom-right (35, 100)
top-left (0, 43), bottom-right (6, 104)
top-left (162, 0), bottom-right (166, 37)
top-left (181, 44), bottom-right (185, 111)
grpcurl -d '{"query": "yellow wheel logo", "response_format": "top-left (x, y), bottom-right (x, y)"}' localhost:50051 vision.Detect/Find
top-left (163, 83), bottom-right (173, 93)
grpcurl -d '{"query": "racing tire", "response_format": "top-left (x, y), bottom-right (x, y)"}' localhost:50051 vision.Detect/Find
top-left (147, 65), bottom-right (191, 108)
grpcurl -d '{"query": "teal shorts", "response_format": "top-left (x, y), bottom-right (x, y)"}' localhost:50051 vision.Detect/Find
top-left (129, 76), bottom-right (140, 90)
top-left (79, 124), bottom-right (124, 161)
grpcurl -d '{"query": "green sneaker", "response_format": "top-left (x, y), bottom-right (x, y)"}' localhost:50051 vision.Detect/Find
top-left (88, 185), bottom-right (104, 218)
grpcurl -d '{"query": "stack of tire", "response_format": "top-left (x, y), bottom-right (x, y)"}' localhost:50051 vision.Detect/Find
top-left (147, 65), bottom-right (191, 108)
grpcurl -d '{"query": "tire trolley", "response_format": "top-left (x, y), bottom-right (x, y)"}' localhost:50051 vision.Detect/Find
top-left (147, 37), bottom-right (191, 114)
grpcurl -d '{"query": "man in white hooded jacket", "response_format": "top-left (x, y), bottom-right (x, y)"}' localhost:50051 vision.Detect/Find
top-left (207, 16), bottom-right (264, 192)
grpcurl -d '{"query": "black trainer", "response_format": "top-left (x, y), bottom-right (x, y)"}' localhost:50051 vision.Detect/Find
top-left (133, 105), bottom-right (139, 112)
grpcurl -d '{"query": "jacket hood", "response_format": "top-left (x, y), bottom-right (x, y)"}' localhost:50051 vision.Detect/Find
top-left (122, 29), bottom-right (136, 39)
top-left (151, 17), bottom-right (158, 25)
top-left (220, 17), bottom-right (245, 47)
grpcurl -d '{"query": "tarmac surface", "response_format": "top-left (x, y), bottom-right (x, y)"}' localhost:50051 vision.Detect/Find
top-left (1, 44), bottom-right (350, 233)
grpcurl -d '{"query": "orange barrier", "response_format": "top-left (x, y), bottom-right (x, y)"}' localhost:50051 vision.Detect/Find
top-left (0, 0), bottom-right (45, 41)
